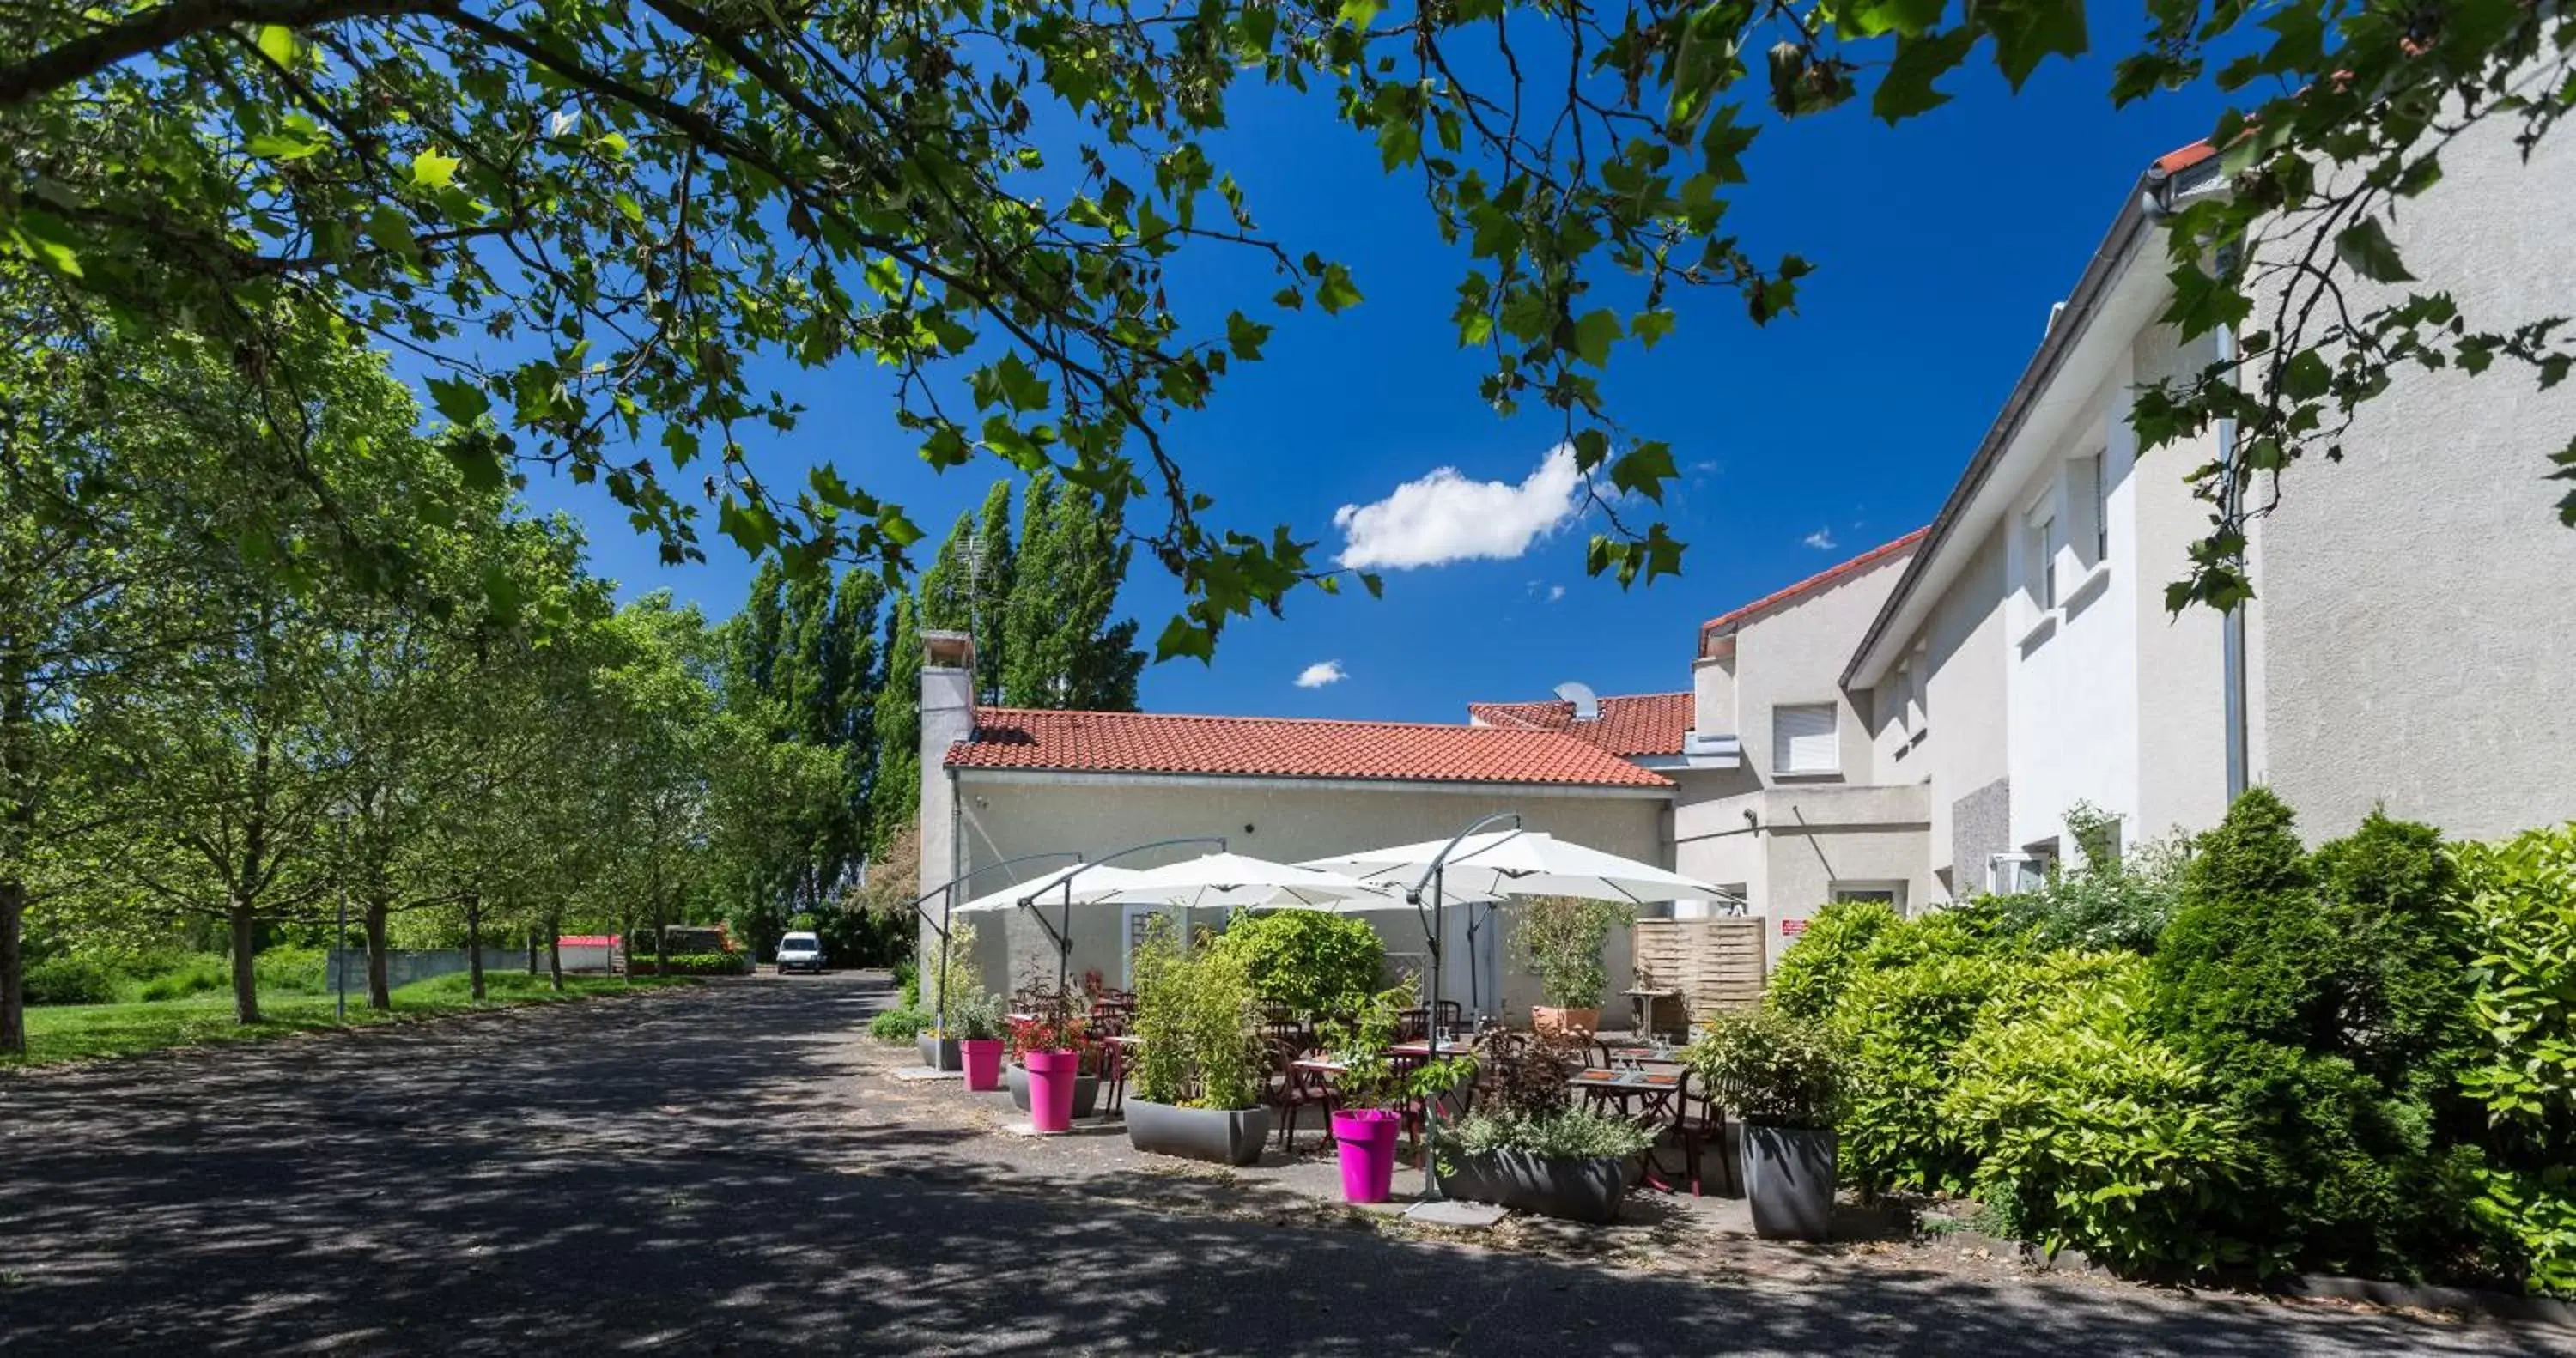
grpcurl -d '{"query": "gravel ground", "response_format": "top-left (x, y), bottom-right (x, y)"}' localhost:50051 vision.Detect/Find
top-left (0, 970), bottom-right (2563, 1356)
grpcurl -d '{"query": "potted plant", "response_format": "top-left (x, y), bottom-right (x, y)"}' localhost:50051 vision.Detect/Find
top-left (1124, 917), bottom-right (1272, 1165)
top-left (914, 921), bottom-right (981, 1072)
top-left (1013, 991), bottom-right (1091, 1133)
top-left (1435, 1032), bottom-right (1648, 1223)
top-left (1005, 981), bottom-right (1103, 1119)
top-left (1516, 896), bottom-right (1632, 1034)
top-left (1686, 1007), bottom-right (1846, 1241)
top-left (957, 994), bottom-right (1005, 1092)
top-left (1315, 986), bottom-right (1475, 1203)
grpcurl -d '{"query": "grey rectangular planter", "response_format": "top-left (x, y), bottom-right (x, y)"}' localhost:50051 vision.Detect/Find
top-left (916, 1034), bottom-right (961, 1071)
top-left (1125, 1099), bottom-right (1270, 1167)
top-left (1437, 1149), bottom-right (1629, 1225)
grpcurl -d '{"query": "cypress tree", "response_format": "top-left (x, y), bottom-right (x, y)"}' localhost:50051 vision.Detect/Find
top-left (869, 593), bottom-right (923, 856)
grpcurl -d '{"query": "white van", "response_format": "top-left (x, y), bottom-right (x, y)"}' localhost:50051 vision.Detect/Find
top-left (775, 931), bottom-right (825, 974)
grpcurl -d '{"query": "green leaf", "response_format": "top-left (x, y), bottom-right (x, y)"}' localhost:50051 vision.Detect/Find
top-left (1154, 615), bottom-right (1217, 664)
top-left (613, 191), bottom-right (646, 226)
top-left (1875, 30), bottom-right (1977, 124)
top-left (1225, 311), bottom-right (1272, 361)
top-left (8, 211), bottom-right (82, 278)
top-left (256, 25), bottom-right (297, 66)
top-left (442, 434), bottom-right (507, 491)
top-left (246, 124), bottom-right (325, 161)
top-left (1338, 0), bottom-right (1382, 31)
top-left (719, 497), bottom-right (781, 555)
top-left (411, 149), bottom-right (463, 190)
top-left (424, 375), bottom-right (490, 427)
top-left (1315, 264), bottom-right (1364, 315)
top-left (1611, 442), bottom-right (1679, 503)
top-left (1571, 309), bottom-right (1621, 367)
top-left (1984, 0), bottom-right (2091, 89)
top-left (2333, 218), bottom-right (2415, 284)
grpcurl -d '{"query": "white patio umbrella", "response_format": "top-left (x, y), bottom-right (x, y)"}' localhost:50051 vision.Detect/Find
top-left (950, 862), bottom-right (1150, 913)
top-left (1086, 852), bottom-right (1399, 912)
top-left (1305, 829), bottom-right (1728, 906)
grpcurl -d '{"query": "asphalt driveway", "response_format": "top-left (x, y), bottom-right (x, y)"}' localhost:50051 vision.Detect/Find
top-left (0, 973), bottom-right (2562, 1356)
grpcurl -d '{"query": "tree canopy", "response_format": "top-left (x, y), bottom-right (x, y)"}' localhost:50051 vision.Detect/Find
top-left (5, 0), bottom-right (2565, 651)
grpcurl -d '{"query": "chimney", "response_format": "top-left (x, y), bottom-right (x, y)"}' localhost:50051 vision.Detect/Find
top-left (916, 630), bottom-right (975, 951)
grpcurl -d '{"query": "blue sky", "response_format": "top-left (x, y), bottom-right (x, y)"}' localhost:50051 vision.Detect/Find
top-left (524, 13), bottom-right (2235, 724)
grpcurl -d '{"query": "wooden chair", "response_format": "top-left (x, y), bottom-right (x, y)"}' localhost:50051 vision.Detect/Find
top-left (1264, 1035), bottom-right (1333, 1151)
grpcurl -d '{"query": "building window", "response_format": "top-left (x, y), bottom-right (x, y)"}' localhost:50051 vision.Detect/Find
top-left (1986, 851), bottom-right (2056, 895)
top-left (1832, 882), bottom-right (1908, 915)
top-left (1772, 703), bottom-right (1838, 775)
top-left (2026, 502), bottom-right (2060, 609)
top-left (2088, 452), bottom-right (2110, 562)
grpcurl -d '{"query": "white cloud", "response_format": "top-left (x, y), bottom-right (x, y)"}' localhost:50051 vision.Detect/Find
top-left (1334, 446), bottom-right (1583, 570)
top-left (1801, 528), bottom-right (1839, 551)
top-left (1548, 585), bottom-right (1566, 602)
top-left (1294, 659), bottom-right (1348, 688)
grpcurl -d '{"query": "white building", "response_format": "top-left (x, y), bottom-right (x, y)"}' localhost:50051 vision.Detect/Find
top-left (922, 118), bottom-right (2576, 997)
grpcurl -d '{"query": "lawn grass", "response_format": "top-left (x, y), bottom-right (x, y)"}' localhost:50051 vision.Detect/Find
top-left (8, 972), bottom-right (695, 1068)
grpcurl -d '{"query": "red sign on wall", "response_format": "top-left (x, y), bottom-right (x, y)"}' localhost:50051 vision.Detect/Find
top-left (1780, 918), bottom-right (1808, 937)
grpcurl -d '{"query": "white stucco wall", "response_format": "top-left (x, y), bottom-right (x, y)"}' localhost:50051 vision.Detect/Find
top-left (2252, 93), bottom-right (2576, 844)
top-left (1724, 552), bottom-right (1915, 788)
top-left (945, 772), bottom-right (1669, 1022)
top-left (2129, 324), bottom-right (2235, 843)
top-left (2002, 356), bottom-right (2145, 857)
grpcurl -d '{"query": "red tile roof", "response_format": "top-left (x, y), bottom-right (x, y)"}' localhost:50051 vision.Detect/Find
top-left (2153, 140), bottom-right (2217, 173)
top-left (1698, 529), bottom-right (1928, 650)
top-left (1465, 692), bottom-right (1694, 756)
top-left (947, 708), bottom-right (1672, 788)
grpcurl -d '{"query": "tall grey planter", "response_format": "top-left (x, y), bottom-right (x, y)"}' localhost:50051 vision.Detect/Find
top-left (1125, 1099), bottom-right (1269, 1166)
top-left (916, 1033), bottom-right (961, 1072)
top-left (1740, 1125), bottom-right (1836, 1241)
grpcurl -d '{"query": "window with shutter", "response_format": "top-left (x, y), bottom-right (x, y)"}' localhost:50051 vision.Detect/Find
top-left (1772, 703), bottom-right (1839, 775)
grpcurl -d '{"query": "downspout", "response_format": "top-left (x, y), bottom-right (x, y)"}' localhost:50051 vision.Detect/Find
top-left (2217, 319), bottom-right (2250, 802)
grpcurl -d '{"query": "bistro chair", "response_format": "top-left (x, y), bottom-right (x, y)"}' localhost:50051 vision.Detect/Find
top-left (1265, 1034), bottom-right (1334, 1151)
top-left (1675, 1080), bottom-right (1735, 1197)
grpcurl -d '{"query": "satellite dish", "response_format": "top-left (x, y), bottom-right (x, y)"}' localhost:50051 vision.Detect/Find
top-left (1552, 681), bottom-right (1601, 722)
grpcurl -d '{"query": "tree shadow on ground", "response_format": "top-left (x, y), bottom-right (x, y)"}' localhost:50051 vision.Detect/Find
top-left (0, 976), bottom-right (2559, 1357)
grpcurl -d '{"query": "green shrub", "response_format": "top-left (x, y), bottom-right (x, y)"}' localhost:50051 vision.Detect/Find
top-left (629, 951), bottom-right (749, 976)
top-left (134, 954), bottom-right (232, 1002)
top-left (253, 946), bottom-right (329, 996)
top-left (1942, 955), bottom-right (2254, 1273)
top-left (1129, 915), bottom-right (1261, 1111)
top-left (1686, 1006), bottom-right (1845, 1130)
top-left (1767, 899), bottom-right (1899, 1021)
top-left (1984, 825), bottom-right (2185, 955)
top-left (893, 958), bottom-right (920, 1008)
top-left (1514, 895), bottom-right (1632, 1009)
top-left (869, 1005), bottom-right (931, 1040)
top-left (23, 956), bottom-right (123, 1006)
top-left (2452, 822), bottom-right (2576, 1296)
top-left (1834, 949), bottom-right (2021, 1193)
top-left (1209, 910), bottom-right (1383, 1017)
top-left (1449, 1106), bottom-right (1655, 1161)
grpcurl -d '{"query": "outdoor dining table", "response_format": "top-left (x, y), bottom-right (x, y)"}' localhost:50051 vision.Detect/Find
top-left (1600, 1043), bottom-right (1688, 1066)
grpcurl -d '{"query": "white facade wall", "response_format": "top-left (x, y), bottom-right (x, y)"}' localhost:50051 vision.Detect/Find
top-left (2000, 357), bottom-right (2145, 858)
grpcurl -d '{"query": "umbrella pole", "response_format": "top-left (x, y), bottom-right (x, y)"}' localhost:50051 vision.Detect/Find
top-left (936, 886), bottom-right (954, 1038)
top-left (1422, 866), bottom-right (1447, 1203)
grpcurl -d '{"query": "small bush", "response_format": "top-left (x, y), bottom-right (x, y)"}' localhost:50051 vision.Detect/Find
top-left (1449, 1106), bottom-right (1654, 1161)
top-left (628, 951), bottom-right (750, 976)
top-left (1209, 910), bottom-right (1383, 1017)
top-left (893, 958), bottom-right (920, 1008)
top-left (1130, 915), bottom-right (1261, 1110)
top-left (1686, 1007), bottom-right (1845, 1130)
top-left (869, 1005), bottom-right (930, 1040)
top-left (1984, 827), bottom-right (2186, 955)
top-left (134, 955), bottom-right (232, 1002)
top-left (1514, 895), bottom-right (1633, 1009)
top-left (1942, 955), bottom-right (2253, 1273)
top-left (23, 957), bottom-right (123, 1006)
top-left (254, 947), bottom-right (329, 996)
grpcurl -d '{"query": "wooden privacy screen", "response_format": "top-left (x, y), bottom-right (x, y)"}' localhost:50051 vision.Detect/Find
top-left (1631, 918), bottom-right (1766, 1029)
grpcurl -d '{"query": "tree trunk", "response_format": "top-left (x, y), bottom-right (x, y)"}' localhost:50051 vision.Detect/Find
top-left (0, 876), bottom-right (24, 1056)
top-left (547, 912), bottom-right (564, 992)
top-left (364, 897), bottom-right (392, 1010)
top-left (229, 891), bottom-right (262, 1025)
top-left (465, 893), bottom-right (485, 1000)
top-left (525, 929), bottom-right (538, 975)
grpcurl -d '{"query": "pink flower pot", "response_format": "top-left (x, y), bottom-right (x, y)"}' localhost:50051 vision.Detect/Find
top-left (1332, 1108), bottom-right (1402, 1203)
top-left (1024, 1048), bottom-right (1083, 1132)
top-left (961, 1038), bottom-right (1005, 1091)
